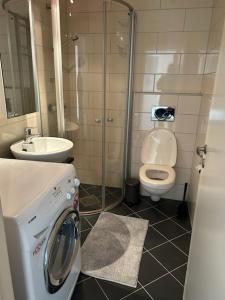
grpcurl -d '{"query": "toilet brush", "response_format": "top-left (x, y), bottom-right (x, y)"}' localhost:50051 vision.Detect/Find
top-left (177, 182), bottom-right (188, 219)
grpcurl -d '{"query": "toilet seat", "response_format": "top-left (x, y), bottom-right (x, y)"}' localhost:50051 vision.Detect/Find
top-left (139, 164), bottom-right (175, 190)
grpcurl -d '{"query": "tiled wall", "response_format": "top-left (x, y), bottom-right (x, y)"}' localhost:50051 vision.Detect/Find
top-left (128, 0), bottom-right (213, 200)
top-left (188, 0), bottom-right (225, 223)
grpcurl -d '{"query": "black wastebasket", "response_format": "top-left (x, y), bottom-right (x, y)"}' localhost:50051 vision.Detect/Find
top-left (124, 178), bottom-right (140, 206)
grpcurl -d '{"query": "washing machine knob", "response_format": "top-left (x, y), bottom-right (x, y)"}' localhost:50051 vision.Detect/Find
top-left (70, 187), bottom-right (76, 194)
top-left (66, 193), bottom-right (72, 200)
top-left (74, 178), bottom-right (80, 187)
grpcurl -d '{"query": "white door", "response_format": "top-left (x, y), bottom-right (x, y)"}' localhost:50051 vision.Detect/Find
top-left (0, 200), bottom-right (14, 300)
top-left (183, 20), bottom-right (225, 300)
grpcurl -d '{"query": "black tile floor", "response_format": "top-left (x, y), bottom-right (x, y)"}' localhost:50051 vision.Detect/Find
top-left (79, 184), bottom-right (122, 213)
top-left (72, 197), bottom-right (192, 300)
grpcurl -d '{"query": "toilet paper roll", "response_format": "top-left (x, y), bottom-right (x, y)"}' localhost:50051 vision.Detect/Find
top-left (195, 164), bottom-right (202, 174)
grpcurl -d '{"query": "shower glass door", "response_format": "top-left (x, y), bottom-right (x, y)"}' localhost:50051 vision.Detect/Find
top-left (58, 0), bottom-right (105, 214)
top-left (51, 0), bottom-right (135, 215)
top-left (104, 1), bottom-right (131, 209)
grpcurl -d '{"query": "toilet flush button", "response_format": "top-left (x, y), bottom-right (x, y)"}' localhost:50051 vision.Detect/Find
top-left (66, 193), bottom-right (72, 200)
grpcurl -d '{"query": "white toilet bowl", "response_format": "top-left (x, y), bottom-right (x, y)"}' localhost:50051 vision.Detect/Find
top-left (139, 164), bottom-right (176, 201)
top-left (139, 128), bottom-right (177, 202)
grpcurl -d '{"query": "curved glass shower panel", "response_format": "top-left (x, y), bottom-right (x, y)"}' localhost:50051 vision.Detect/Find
top-left (59, 0), bottom-right (104, 214)
top-left (51, 0), bottom-right (135, 215)
top-left (104, 0), bottom-right (130, 208)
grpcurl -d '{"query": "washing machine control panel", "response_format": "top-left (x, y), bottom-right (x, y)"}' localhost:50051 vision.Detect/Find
top-left (50, 176), bottom-right (80, 207)
top-left (24, 175), bottom-right (80, 235)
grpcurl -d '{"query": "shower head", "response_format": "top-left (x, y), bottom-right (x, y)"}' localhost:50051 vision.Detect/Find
top-left (62, 33), bottom-right (79, 49)
top-left (65, 33), bottom-right (79, 42)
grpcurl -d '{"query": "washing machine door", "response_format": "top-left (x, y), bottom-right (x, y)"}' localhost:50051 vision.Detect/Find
top-left (44, 207), bottom-right (80, 294)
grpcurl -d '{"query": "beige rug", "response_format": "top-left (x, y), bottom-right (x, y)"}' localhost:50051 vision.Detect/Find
top-left (81, 212), bottom-right (149, 287)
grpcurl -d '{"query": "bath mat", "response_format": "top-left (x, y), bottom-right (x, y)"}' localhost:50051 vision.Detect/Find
top-left (81, 212), bottom-right (149, 288)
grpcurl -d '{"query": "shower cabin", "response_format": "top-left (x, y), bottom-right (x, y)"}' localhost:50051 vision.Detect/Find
top-left (38, 0), bottom-right (136, 215)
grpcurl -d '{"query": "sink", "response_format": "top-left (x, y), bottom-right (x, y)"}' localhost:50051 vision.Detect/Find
top-left (10, 137), bottom-right (73, 163)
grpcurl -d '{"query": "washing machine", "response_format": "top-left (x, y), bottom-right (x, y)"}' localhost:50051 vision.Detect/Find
top-left (0, 158), bottom-right (81, 300)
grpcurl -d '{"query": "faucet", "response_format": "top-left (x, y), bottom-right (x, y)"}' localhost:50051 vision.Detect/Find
top-left (24, 127), bottom-right (41, 144)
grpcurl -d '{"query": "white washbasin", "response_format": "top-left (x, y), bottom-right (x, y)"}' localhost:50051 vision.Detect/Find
top-left (10, 137), bottom-right (73, 163)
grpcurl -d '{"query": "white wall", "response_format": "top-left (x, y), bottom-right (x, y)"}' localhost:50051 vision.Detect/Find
top-left (127, 0), bottom-right (213, 200)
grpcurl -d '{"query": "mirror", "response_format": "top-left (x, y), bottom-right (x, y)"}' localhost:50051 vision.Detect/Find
top-left (0, 0), bottom-right (37, 118)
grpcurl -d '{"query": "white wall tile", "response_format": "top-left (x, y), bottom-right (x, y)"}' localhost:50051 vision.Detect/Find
top-left (180, 54), bottom-right (206, 74)
top-left (161, 0), bottom-right (213, 9)
top-left (178, 95), bottom-right (201, 115)
top-left (136, 33), bottom-right (157, 53)
top-left (157, 32), bottom-right (209, 53)
top-left (137, 9), bottom-right (185, 32)
top-left (133, 113), bottom-right (155, 130)
top-left (133, 94), bottom-right (178, 113)
top-left (134, 74), bottom-right (154, 92)
top-left (135, 54), bottom-right (180, 74)
top-left (175, 115), bottom-right (198, 133)
top-left (126, 0), bottom-right (161, 10)
top-left (204, 54), bottom-right (219, 73)
top-left (176, 151), bottom-right (194, 168)
top-left (184, 8), bottom-right (212, 31)
top-left (154, 75), bottom-right (202, 93)
top-left (175, 133), bottom-right (196, 151)
top-left (174, 167), bottom-right (192, 184)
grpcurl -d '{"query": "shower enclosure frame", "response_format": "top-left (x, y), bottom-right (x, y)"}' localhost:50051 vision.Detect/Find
top-left (51, 0), bottom-right (136, 215)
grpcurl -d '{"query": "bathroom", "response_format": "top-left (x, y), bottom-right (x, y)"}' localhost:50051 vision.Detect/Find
top-left (0, 0), bottom-right (225, 299)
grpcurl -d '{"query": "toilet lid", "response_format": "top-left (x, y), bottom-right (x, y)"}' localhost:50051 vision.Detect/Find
top-left (141, 128), bottom-right (177, 167)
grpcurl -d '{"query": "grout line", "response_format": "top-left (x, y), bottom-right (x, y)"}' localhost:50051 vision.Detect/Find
top-left (151, 226), bottom-right (189, 257)
top-left (138, 281), bottom-right (155, 300)
top-left (120, 286), bottom-right (148, 300)
top-left (77, 275), bottom-right (91, 285)
top-left (84, 217), bottom-right (94, 228)
top-left (169, 217), bottom-right (191, 232)
top-left (171, 262), bottom-right (187, 272)
top-left (141, 273), bottom-right (168, 288)
top-left (95, 279), bottom-right (110, 300)
top-left (135, 211), bottom-right (171, 226)
top-left (169, 241), bottom-right (189, 257)
top-left (80, 228), bottom-right (92, 233)
top-left (146, 203), bottom-right (191, 233)
top-left (146, 240), bottom-right (169, 252)
top-left (147, 252), bottom-right (184, 287)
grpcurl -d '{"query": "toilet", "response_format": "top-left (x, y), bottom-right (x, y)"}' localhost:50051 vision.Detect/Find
top-left (139, 128), bottom-right (177, 202)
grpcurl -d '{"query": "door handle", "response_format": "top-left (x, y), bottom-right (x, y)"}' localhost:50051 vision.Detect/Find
top-left (107, 117), bottom-right (114, 122)
top-left (196, 144), bottom-right (207, 158)
top-left (95, 118), bottom-right (101, 123)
